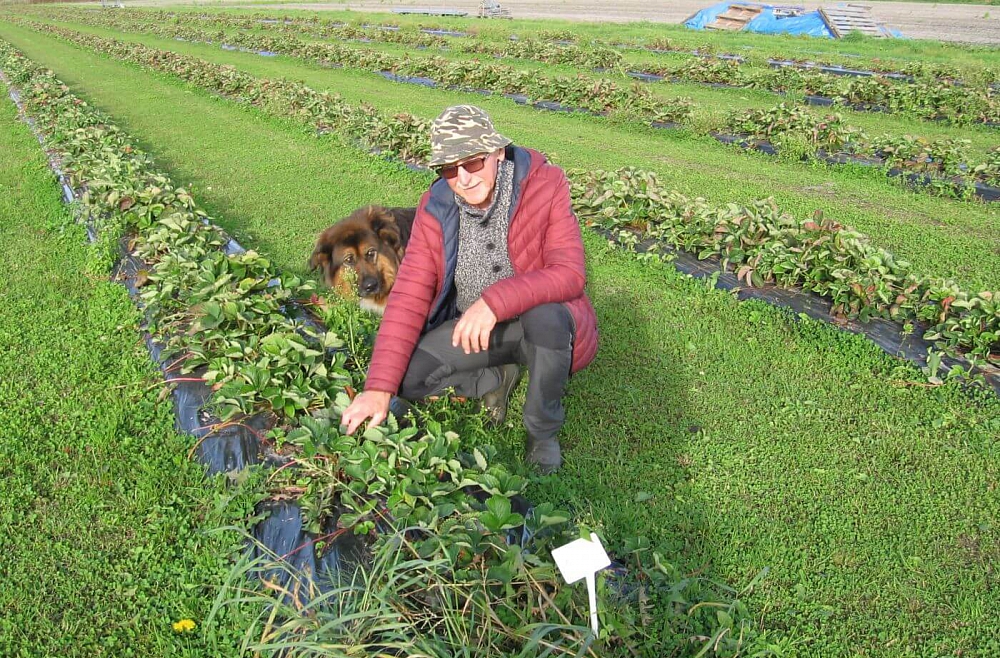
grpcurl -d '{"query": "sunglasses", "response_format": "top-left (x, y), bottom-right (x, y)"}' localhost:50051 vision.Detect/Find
top-left (438, 154), bottom-right (490, 180)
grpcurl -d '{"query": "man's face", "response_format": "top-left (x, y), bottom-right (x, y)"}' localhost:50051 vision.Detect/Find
top-left (442, 148), bottom-right (505, 208)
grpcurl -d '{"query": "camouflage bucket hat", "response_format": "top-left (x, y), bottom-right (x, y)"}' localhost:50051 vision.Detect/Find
top-left (427, 105), bottom-right (512, 168)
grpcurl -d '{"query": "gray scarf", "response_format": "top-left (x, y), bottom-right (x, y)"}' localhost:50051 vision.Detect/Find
top-left (453, 159), bottom-right (516, 312)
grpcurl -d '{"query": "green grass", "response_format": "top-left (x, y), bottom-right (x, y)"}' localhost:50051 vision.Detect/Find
top-left (0, 80), bottom-right (257, 656)
top-left (2, 24), bottom-right (999, 655)
top-left (6, 18), bottom-right (998, 295)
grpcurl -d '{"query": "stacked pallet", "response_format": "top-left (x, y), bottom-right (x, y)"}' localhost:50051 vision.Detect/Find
top-left (706, 4), bottom-right (765, 30)
top-left (820, 4), bottom-right (890, 38)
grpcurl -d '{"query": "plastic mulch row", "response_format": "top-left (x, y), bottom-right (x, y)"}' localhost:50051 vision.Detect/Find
top-left (115, 235), bottom-right (375, 593)
top-left (2, 77), bottom-right (382, 596)
top-left (622, 70), bottom-right (997, 129)
top-left (593, 226), bottom-right (1000, 397)
top-left (4, 70), bottom-right (548, 600)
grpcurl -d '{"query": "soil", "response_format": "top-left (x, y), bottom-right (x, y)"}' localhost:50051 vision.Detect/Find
top-left (177, 0), bottom-right (1000, 45)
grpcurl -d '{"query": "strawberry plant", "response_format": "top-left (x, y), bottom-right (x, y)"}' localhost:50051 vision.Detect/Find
top-left (973, 147), bottom-right (1000, 186)
top-left (727, 102), bottom-right (860, 152)
top-left (870, 134), bottom-right (971, 177)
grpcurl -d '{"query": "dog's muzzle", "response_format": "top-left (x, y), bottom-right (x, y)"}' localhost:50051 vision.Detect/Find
top-left (359, 276), bottom-right (380, 297)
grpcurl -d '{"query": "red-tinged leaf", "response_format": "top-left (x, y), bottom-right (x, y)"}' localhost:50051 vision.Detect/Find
top-left (119, 196), bottom-right (135, 211)
top-left (345, 385), bottom-right (356, 400)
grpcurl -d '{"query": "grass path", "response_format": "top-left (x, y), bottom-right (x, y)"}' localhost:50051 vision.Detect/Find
top-left (7, 18), bottom-right (999, 294)
top-left (2, 27), bottom-right (998, 654)
top-left (0, 81), bottom-right (254, 656)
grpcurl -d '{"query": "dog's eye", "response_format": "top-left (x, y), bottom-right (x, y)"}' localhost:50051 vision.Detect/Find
top-left (366, 248), bottom-right (377, 261)
top-left (343, 254), bottom-right (354, 265)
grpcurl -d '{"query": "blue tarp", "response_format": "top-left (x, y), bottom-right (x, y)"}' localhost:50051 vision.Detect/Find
top-left (685, 2), bottom-right (835, 38)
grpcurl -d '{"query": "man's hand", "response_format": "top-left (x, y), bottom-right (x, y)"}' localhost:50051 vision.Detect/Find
top-left (340, 390), bottom-right (392, 435)
top-left (452, 298), bottom-right (497, 354)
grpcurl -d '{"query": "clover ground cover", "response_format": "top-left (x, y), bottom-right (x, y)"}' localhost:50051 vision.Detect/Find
top-left (0, 76), bottom-right (255, 657)
top-left (2, 20), bottom-right (999, 655)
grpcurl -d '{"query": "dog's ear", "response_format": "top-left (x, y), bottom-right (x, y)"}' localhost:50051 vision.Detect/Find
top-left (387, 207), bottom-right (416, 249)
top-left (309, 237), bottom-right (332, 278)
top-left (370, 207), bottom-right (405, 260)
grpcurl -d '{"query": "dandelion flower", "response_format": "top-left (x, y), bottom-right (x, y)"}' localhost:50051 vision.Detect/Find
top-left (172, 618), bottom-right (196, 633)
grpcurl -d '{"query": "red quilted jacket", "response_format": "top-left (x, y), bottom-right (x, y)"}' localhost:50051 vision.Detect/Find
top-left (364, 146), bottom-right (598, 394)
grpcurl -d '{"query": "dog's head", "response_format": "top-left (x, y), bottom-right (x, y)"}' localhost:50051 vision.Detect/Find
top-left (309, 206), bottom-right (407, 313)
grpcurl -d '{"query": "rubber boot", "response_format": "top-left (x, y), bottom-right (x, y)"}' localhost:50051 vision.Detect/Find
top-left (480, 363), bottom-right (522, 426)
top-left (526, 434), bottom-right (562, 474)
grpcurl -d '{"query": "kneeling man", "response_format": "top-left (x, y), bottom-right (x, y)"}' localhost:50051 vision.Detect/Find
top-left (341, 105), bottom-right (598, 473)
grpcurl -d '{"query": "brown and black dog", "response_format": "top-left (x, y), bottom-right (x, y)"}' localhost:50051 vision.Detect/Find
top-left (309, 205), bottom-right (416, 314)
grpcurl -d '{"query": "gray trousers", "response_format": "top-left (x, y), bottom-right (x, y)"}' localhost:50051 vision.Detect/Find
top-left (398, 303), bottom-right (575, 442)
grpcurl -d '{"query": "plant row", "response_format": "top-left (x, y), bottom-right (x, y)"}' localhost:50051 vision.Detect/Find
top-left (8, 22), bottom-right (995, 367)
top-left (641, 56), bottom-right (999, 128)
top-left (20, 16), bottom-right (1000, 196)
top-left (569, 169), bottom-right (999, 366)
top-left (41, 6), bottom-right (996, 88)
top-left (46, 6), bottom-right (999, 127)
top-left (725, 103), bottom-right (1000, 187)
top-left (129, 7), bottom-right (626, 69)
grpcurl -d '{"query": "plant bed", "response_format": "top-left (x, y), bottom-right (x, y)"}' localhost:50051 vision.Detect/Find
top-left (592, 226), bottom-right (1000, 395)
top-left (570, 167), bottom-right (999, 377)
top-left (34, 5), bottom-right (1000, 94)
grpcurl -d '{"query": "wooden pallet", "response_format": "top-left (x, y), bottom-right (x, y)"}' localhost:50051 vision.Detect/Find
top-left (820, 4), bottom-right (887, 38)
top-left (478, 0), bottom-right (513, 19)
top-left (706, 4), bottom-right (763, 31)
top-left (391, 8), bottom-right (470, 17)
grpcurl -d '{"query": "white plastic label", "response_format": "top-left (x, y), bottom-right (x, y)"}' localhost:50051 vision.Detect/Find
top-left (551, 532), bottom-right (611, 635)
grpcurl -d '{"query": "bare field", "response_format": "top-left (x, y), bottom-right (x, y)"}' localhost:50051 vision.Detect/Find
top-left (140, 0), bottom-right (1000, 44)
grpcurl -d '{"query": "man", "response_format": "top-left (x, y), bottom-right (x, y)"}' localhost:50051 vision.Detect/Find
top-left (340, 105), bottom-right (597, 473)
